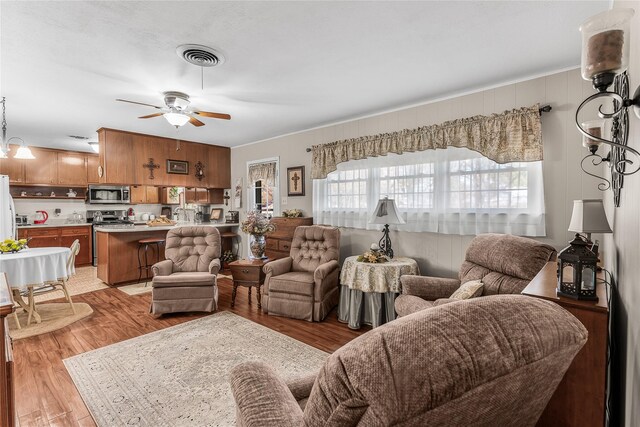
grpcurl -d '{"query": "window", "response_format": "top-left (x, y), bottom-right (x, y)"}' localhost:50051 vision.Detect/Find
top-left (247, 158), bottom-right (279, 217)
top-left (313, 148), bottom-right (545, 236)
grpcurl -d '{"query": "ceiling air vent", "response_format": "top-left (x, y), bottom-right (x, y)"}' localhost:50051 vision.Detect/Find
top-left (176, 44), bottom-right (225, 67)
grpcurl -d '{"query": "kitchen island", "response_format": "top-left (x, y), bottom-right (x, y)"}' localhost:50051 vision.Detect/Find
top-left (96, 222), bottom-right (239, 286)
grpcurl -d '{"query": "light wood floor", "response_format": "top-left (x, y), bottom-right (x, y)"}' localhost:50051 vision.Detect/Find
top-left (13, 277), bottom-right (368, 427)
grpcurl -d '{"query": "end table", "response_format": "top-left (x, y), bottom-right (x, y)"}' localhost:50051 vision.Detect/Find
top-left (228, 258), bottom-right (269, 308)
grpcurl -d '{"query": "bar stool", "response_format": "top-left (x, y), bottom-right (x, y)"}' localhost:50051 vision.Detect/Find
top-left (138, 237), bottom-right (165, 286)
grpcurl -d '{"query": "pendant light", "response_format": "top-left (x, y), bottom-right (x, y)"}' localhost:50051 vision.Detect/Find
top-left (88, 141), bottom-right (100, 153)
top-left (0, 97), bottom-right (35, 160)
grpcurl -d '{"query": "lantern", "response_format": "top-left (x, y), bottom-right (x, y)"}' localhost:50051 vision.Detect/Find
top-left (557, 234), bottom-right (599, 301)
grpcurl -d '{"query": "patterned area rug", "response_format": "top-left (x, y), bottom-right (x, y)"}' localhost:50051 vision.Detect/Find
top-left (117, 274), bottom-right (234, 296)
top-left (9, 302), bottom-right (93, 340)
top-left (33, 266), bottom-right (108, 303)
top-left (64, 311), bottom-right (328, 426)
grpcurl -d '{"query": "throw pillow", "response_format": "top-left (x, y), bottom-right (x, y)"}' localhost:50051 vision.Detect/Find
top-left (450, 279), bottom-right (484, 300)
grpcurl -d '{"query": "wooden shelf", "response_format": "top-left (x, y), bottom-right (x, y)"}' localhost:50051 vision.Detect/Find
top-left (13, 196), bottom-right (85, 200)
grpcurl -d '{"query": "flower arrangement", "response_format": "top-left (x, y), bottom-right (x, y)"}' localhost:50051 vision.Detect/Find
top-left (222, 250), bottom-right (237, 265)
top-left (0, 238), bottom-right (28, 254)
top-left (282, 209), bottom-right (303, 218)
top-left (357, 244), bottom-right (389, 263)
top-left (241, 211), bottom-right (276, 236)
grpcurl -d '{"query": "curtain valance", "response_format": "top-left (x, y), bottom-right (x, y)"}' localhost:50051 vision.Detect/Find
top-left (248, 162), bottom-right (277, 187)
top-left (311, 104), bottom-right (543, 179)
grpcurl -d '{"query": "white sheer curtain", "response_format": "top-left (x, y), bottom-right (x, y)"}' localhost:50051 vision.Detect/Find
top-left (313, 148), bottom-right (546, 236)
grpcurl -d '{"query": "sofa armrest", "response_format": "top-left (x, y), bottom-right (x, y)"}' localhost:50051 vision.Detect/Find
top-left (400, 275), bottom-right (461, 300)
top-left (264, 257), bottom-right (293, 277)
top-left (152, 259), bottom-right (173, 277)
top-left (230, 362), bottom-right (304, 427)
top-left (314, 260), bottom-right (340, 282)
top-left (286, 372), bottom-right (318, 401)
top-left (209, 258), bottom-right (221, 275)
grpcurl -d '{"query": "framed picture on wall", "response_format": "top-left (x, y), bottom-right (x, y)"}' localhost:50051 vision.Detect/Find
top-left (167, 159), bottom-right (189, 174)
top-left (287, 166), bottom-right (305, 196)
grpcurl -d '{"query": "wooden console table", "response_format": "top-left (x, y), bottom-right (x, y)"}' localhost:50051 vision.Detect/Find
top-left (522, 261), bottom-right (608, 427)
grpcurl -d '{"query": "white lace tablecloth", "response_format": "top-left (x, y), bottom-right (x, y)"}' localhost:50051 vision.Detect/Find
top-left (340, 256), bottom-right (419, 293)
top-left (0, 247), bottom-right (72, 291)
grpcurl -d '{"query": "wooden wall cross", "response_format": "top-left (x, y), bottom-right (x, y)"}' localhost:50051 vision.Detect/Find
top-left (143, 158), bottom-right (160, 180)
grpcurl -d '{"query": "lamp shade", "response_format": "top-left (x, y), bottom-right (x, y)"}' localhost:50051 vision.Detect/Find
top-left (13, 145), bottom-right (35, 160)
top-left (369, 197), bottom-right (405, 225)
top-left (164, 112), bottom-right (190, 127)
top-left (568, 199), bottom-right (612, 234)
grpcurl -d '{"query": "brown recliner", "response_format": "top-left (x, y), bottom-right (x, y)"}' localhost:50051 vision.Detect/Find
top-left (395, 233), bottom-right (557, 317)
top-left (262, 225), bottom-right (340, 322)
top-left (230, 295), bottom-right (588, 427)
top-left (151, 226), bottom-right (221, 315)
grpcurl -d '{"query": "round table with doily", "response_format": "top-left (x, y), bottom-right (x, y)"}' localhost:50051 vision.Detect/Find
top-left (0, 247), bottom-right (72, 324)
top-left (338, 255), bottom-right (419, 329)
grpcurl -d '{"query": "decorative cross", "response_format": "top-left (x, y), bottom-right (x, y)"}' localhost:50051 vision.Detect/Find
top-left (143, 158), bottom-right (160, 180)
top-left (291, 172), bottom-right (301, 191)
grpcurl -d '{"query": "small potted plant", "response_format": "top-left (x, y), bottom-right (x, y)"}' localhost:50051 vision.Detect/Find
top-left (282, 209), bottom-right (303, 218)
top-left (221, 250), bottom-right (237, 269)
top-left (241, 211), bottom-right (276, 259)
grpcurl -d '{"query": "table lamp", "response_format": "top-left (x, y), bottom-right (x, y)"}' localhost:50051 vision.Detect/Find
top-left (568, 199), bottom-right (612, 254)
top-left (369, 197), bottom-right (405, 259)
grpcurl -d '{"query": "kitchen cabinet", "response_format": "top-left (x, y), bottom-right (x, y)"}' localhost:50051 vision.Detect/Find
top-left (25, 148), bottom-right (57, 184)
top-left (186, 143), bottom-right (209, 188)
top-left (130, 185), bottom-right (160, 204)
top-left (57, 152), bottom-right (87, 186)
top-left (184, 187), bottom-right (212, 204)
top-left (87, 154), bottom-right (100, 183)
top-left (18, 226), bottom-right (92, 266)
top-left (208, 146), bottom-right (231, 189)
top-left (134, 136), bottom-right (169, 186)
top-left (98, 128), bottom-right (136, 185)
top-left (0, 154), bottom-right (24, 184)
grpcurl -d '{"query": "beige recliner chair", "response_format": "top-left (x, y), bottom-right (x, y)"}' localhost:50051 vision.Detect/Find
top-left (395, 233), bottom-right (557, 317)
top-left (262, 225), bottom-right (340, 322)
top-left (151, 226), bottom-right (221, 315)
top-left (230, 295), bottom-right (588, 427)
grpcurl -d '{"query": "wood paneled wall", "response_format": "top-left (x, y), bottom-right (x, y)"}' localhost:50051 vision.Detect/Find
top-left (232, 68), bottom-right (605, 277)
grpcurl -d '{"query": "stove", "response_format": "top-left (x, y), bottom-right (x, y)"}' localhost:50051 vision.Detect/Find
top-left (88, 210), bottom-right (134, 265)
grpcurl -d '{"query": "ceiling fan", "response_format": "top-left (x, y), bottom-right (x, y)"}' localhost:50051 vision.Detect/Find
top-left (116, 91), bottom-right (231, 128)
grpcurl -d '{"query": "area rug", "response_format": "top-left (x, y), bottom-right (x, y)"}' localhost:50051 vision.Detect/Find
top-left (64, 311), bottom-right (328, 426)
top-left (34, 266), bottom-right (108, 303)
top-left (9, 302), bottom-right (93, 340)
top-left (117, 274), bottom-right (233, 296)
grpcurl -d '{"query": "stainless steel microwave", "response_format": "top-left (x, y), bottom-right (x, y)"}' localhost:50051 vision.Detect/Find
top-left (88, 185), bottom-right (130, 204)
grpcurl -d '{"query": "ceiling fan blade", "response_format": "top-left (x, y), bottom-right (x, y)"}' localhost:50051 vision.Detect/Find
top-left (139, 113), bottom-right (164, 119)
top-left (116, 99), bottom-right (163, 109)
top-left (193, 111), bottom-right (231, 120)
top-left (189, 116), bottom-right (206, 127)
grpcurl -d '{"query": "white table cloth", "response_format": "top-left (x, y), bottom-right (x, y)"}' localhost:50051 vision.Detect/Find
top-left (0, 247), bottom-right (72, 291)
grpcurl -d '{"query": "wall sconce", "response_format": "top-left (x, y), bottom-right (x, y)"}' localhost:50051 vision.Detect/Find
top-left (576, 8), bottom-right (640, 207)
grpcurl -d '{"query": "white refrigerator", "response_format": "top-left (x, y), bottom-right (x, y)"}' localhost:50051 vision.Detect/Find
top-left (0, 175), bottom-right (16, 240)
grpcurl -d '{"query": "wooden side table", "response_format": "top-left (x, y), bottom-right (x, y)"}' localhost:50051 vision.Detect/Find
top-left (228, 259), bottom-right (268, 309)
top-left (522, 261), bottom-right (608, 427)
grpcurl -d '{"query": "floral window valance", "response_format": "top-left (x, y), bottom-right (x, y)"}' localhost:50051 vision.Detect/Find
top-left (311, 104), bottom-right (543, 179)
top-left (248, 161), bottom-right (277, 187)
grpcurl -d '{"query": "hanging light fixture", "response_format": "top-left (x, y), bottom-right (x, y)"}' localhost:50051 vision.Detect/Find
top-left (0, 97), bottom-right (35, 160)
top-left (164, 111), bottom-right (190, 128)
top-left (88, 141), bottom-right (100, 153)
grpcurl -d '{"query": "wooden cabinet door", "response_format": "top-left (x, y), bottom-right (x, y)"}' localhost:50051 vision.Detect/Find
top-left (57, 152), bottom-right (87, 186)
top-left (101, 130), bottom-right (136, 184)
top-left (87, 154), bottom-right (100, 183)
top-left (135, 136), bottom-right (167, 186)
top-left (145, 186), bottom-right (160, 204)
top-left (0, 155), bottom-right (25, 184)
top-left (24, 148), bottom-right (57, 184)
top-left (27, 235), bottom-right (59, 248)
top-left (130, 186), bottom-right (146, 204)
top-left (185, 142), bottom-right (208, 188)
top-left (184, 187), bottom-right (197, 204)
top-left (165, 138), bottom-right (187, 187)
top-left (59, 233), bottom-right (91, 266)
top-left (195, 188), bottom-right (209, 204)
top-left (208, 146), bottom-right (231, 188)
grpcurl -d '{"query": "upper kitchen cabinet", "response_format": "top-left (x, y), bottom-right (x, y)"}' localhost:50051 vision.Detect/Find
top-left (87, 154), bottom-right (100, 184)
top-left (0, 150), bottom-right (25, 184)
top-left (98, 128), bottom-right (136, 185)
top-left (208, 145), bottom-right (231, 189)
top-left (25, 147), bottom-right (57, 184)
top-left (134, 135), bottom-right (170, 186)
top-left (57, 151), bottom-right (88, 186)
top-left (186, 142), bottom-right (209, 188)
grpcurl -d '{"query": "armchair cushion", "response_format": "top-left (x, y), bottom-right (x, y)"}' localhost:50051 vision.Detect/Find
top-left (152, 272), bottom-right (216, 288)
top-left (269, 272), bottom-right (315, 297)
top-left (400, 275), bottom-right (461, 300)
top-left (264, 257), bottom-right (293, 277)
top-left (164, 226), bottom-right (221, 273)
top-left (290, 226), bottom-right (340, 273)
top-left (450, 279), bottom-right (484, 300)
top-left (152, 259), bottom-right (173, 277)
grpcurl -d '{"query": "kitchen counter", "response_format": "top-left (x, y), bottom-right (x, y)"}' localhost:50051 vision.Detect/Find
top-left (94, 222), bottom-right (239, 233)
top-left (17, 223), bottom-right (91, 229)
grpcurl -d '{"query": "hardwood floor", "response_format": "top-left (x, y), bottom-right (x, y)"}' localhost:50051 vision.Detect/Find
top-left (13, 278), bottom-right (369, 427)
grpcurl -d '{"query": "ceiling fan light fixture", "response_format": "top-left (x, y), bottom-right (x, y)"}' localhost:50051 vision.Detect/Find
top-left (13, 139), bottom-right (35, 160)
top-left (164, 112), bottom-right (190, 127)
top-left (88, 141), bottom-right (100, 153)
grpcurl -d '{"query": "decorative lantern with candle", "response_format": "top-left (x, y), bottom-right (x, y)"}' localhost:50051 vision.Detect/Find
top-left (557, 234), bottom-right (599, 301)
top-left (581, 120), bottom-right (605, 154)
top-left (580, 8), bottom-right (633, 91)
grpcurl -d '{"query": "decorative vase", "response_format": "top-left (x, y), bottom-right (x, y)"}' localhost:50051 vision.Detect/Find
top-left (249, 234), bottom-right (267, 259)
